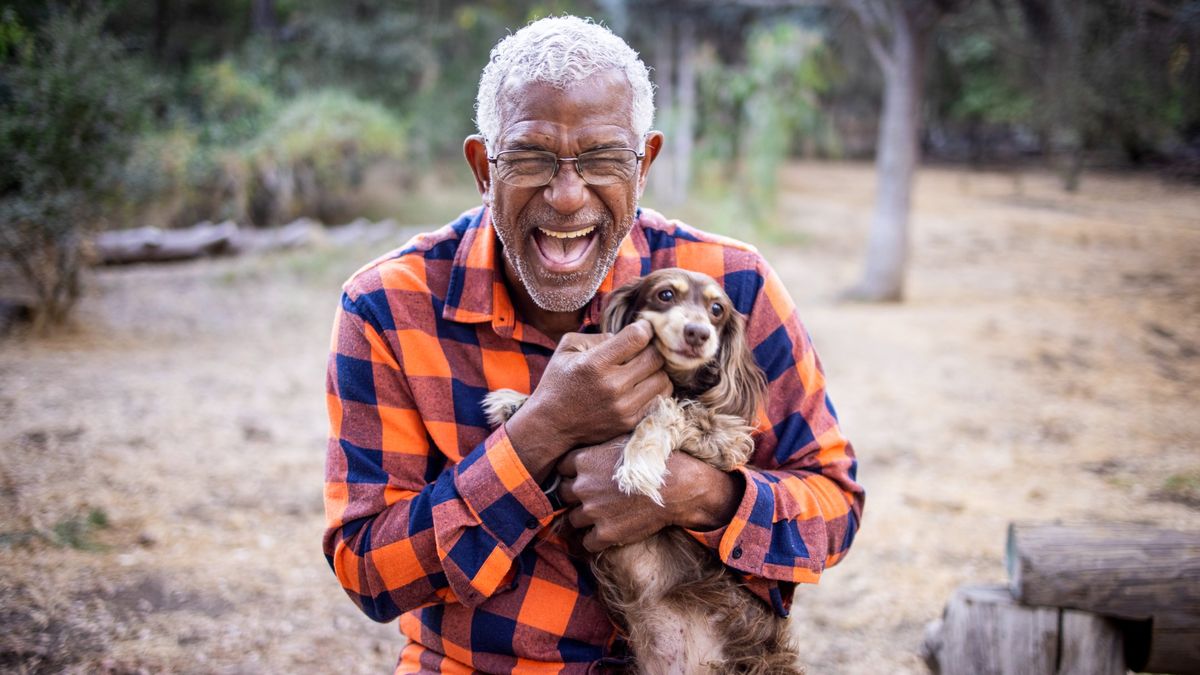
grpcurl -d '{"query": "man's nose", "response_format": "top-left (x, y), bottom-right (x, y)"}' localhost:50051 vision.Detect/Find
top-left (541, 162), bottom-right (589, 214)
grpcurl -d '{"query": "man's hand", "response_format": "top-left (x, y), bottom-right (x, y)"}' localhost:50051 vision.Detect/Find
top-left (505, 320), bottom-right (672, 481)
top-left (557, 437), bottom-right (745, 552)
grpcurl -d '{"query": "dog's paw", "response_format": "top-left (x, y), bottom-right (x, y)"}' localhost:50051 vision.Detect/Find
top-left (481, 389), bottom-right (529, 427)
top-left (614, 454), bottom-right (668, 507)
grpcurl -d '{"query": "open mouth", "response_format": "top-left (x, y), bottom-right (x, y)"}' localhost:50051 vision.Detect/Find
top-left (532, 225), bottom-right (598, 273)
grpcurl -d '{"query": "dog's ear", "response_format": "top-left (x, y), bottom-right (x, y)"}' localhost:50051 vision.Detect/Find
top-left (601, 279), bottom-right (644, 333)
top-left (705, 308), bottom-right (766, 423)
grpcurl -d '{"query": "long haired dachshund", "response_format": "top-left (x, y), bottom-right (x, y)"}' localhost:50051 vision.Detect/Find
top-left (484, 268), bottom-right (801, 674)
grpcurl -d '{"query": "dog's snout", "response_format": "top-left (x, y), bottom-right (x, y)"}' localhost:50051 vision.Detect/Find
top-left (683, 322), bottom-right (712, 348)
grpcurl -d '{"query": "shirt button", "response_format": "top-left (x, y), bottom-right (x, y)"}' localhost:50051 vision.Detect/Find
top-left (731, 546), bottom-right (743, 560)
top-left (525, 517), bottom-right (540, 530)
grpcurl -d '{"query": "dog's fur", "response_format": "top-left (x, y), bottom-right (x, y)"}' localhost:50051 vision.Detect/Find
top-left (484, 269), bottom-right (801, 674)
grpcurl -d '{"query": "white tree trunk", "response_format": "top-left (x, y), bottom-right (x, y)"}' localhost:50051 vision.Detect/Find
top-left (852, 8), bottom-right (926, 302)
top-left (653, 20), bottom-right (678, 202)
top-left (670, 18), bottom-right (697, 204)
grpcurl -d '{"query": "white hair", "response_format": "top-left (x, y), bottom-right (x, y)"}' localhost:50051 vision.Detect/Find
top-left (475, 15), bottom-right (654, 154)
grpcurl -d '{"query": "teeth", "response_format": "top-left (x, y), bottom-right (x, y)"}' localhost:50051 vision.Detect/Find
top-left (537, 226), bottom-right (595, 239)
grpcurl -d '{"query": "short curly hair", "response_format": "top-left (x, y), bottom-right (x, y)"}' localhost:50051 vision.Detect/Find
top-left (474, 15), bottom-right (655, 154)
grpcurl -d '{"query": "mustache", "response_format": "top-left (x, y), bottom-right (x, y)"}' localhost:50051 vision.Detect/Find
top-left (521, 206), bottom-right (613, 232)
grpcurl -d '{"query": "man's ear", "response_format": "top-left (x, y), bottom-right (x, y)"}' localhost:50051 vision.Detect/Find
top-left (635, 131), bottom-right (664, 199)
top-left (464, 134), bottom-right (492, 205)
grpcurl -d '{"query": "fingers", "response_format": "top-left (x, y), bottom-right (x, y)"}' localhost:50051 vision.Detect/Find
top-left (558, 476), bottom-right (578, 505)
top-left (628, 370), bottom-right (673, 418)
top-left (567, 504), bottom-right (591, 530)
top-left (592, 320), bottom-right (654, 365)
top-left (582, 528), bottom-right (605, 552)
top-left (557, 331), bottom-right (607, 354)
top-left (621, 336), bottom-right (666, 376)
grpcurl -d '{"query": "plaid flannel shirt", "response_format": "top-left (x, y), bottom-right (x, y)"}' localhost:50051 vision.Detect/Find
top-left (324, 206), bottom-right (864, 674)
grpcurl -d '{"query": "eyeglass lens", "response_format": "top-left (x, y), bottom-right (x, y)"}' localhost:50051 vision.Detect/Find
top-left (493, 150), bottom-right (638, 187)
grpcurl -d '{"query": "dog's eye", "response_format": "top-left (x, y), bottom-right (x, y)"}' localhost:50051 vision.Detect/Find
top-left (710, 302), bottom-right (724, 317)
top-left (657, 289), bottom-right (674, 302)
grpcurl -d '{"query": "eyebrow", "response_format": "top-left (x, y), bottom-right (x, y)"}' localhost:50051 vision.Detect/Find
top-left (501, 141), bottom-right (552, 152)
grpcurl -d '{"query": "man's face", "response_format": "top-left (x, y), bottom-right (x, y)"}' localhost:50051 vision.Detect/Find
top-left (470, 70), bottom-right (659, 313)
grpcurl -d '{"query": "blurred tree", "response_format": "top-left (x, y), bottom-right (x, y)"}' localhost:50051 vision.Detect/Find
top-left (0, 7), bottom-right (153, 329)
top-left (841, 0), bottom-right (965, 302)
top-left (1012, 0), bottom-right (1200, 190)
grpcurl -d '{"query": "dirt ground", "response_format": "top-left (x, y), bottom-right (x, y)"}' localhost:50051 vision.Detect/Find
top-left (1, 161), bottom-right (1198, 674)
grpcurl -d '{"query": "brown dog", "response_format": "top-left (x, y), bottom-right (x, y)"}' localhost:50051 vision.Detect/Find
top-left (484, 268), bottom-right (801, 674)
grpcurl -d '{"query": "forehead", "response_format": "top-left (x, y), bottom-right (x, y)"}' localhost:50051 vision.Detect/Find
top-left (495, 70), bottom-right (638, 149)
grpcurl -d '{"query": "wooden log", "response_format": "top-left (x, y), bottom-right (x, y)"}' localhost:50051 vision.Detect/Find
top-left (1007, 522), bottom-right (1200, 673)
top-left (1006, 522), bottom-right (1200, 619)
top-left (1059, 610), bottom-right (1125, 675)
top-left (923, 585), bottom-right (1130, 675)
top-left (95, 221), bottom-right (240, 264)
top-left (1140, 612), bottom-right (1200, 675)
top-left (924, 584), bottom-right (1059, 675)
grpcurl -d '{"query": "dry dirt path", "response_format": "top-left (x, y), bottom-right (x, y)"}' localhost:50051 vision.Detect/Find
top-left (1, 161), bottom-right (1197, 673)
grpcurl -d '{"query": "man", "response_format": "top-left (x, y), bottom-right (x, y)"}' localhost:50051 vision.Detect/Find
top-left (324, 15), bottom-right (863, 674)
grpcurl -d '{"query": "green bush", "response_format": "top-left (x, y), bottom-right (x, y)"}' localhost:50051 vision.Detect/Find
top-left (0, 7), bottom-right (153, 329)
top-left (243, 90), bottom-right (409, 225)
top-left (121, 127), bottom-right (250, 228)
top-left (191, 59), bottom-right (278, 145)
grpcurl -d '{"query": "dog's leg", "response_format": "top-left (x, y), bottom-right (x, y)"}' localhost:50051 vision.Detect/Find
top-left (481, 388), bottom-right (529, 428)
top-left (595, 537), bottom-right (724, 675)
top-left (614, 397), bottom-right (687, 507)
top-left (676, 405), bottom-right (756, 471)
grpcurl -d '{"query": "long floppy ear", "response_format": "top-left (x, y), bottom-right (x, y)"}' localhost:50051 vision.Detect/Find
top-left (702, 309), bottom-right (766, 424)
top-left (601, 280), bottom-right (644, 333)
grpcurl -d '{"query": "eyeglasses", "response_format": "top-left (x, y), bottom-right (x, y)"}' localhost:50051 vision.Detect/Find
top-left (488, 148), bottom-right (644, 188)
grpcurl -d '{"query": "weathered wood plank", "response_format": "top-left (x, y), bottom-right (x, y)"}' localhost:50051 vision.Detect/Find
top-left (925, 584), bottom-right (1060, 675)
top-left (1006, 522), bottom-right (1200, 619)
top-left (1140, 612), bottom-right (1200, 675)
top-left (1059, 609), bottom-right (1125, 675)
top-left (1007, 522), bottom-right (1200, 674)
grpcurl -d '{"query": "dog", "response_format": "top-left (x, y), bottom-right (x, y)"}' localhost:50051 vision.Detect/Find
top-left (484, 268), bottom-right (802, 674)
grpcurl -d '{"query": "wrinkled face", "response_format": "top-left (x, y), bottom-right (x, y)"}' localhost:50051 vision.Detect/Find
top-left (632, 269), bottom-right (735, 372)
top-left (483, 70), bottom-right (653, 313)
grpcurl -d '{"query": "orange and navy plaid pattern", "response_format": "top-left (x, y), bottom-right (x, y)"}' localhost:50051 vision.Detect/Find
top-left (324, 206), bottom-right (864, 674)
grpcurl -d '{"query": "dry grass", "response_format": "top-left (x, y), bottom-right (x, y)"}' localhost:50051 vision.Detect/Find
top-left (1, 162), bottom-right (1198, 673)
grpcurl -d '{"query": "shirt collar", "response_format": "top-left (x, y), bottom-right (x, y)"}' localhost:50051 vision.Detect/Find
top-left (442, 207), bottom-right (653, 341)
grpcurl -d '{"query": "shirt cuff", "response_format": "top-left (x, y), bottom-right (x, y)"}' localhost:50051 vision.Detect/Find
top-left (685, 466), bottom-right (824, 583)
top-left (454, 424), bottom-right (560, 556)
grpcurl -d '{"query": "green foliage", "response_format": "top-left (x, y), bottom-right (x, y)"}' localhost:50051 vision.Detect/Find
top-left (243, 90), bottom-right (409, 225)
top-left (0, 7), bottom-right (30, 59)
top-left (942, 33), bottom-right (1032, 126)
top-left (693, 21), bottom-right (838, 230)
top-left (191, 59), bottom-right (278, 145)
top-left (51, 507), bottom-right (110, 550)
top-left (0, 6), bottom-right (154, 328)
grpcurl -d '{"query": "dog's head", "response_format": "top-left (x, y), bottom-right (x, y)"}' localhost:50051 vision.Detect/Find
top-left (601, 268), bottom-right (765, 421)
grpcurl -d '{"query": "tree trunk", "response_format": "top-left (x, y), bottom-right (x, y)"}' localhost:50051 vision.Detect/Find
top-left (653, 19), bottom-right (678, 204)
top-left (849, 8), bottom-right (928, 302)
top-left (670, 18), bottom-right (697, 205)
top-left (251, 0), bottom-right (278, 38)
top-left (842, 0), bottom-right (937, 303)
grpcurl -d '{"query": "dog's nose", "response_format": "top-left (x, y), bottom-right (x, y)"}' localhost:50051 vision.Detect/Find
top-left (683, 322), bottom-right (712, 348)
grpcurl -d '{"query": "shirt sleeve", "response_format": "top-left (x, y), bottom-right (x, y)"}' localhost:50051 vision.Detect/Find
top-left (322, 288), bottom-right (560, 623)
top-left (685, 255), bottom-right (865, 616)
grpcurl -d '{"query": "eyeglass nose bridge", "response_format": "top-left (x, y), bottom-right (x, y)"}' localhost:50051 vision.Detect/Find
top-left (547, 156), bottom-right (585, 185)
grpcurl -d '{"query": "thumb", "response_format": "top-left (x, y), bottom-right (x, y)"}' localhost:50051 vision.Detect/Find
top-left (593, 319), bottom-right (654, 365)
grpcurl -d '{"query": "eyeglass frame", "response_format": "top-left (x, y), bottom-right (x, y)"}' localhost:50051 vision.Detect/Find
top-left (486, 147), bottom-right (647, 188)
